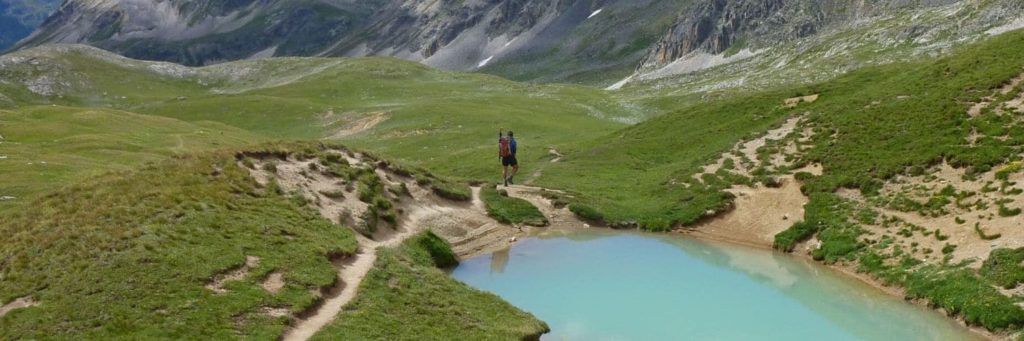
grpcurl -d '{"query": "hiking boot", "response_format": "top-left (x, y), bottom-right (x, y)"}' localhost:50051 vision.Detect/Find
top-left (504, 178), bottom-right (509, 187)
top-left (508, 176), bottom-right (514, 185)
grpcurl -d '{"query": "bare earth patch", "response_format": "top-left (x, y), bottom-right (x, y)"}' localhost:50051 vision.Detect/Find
top-left (328, 112), bottom-right (389, 139)
top-left (244, 150), bottom-right (564, 341)
top-left (695, 115), bottom-right (806, 181)
top-left (205, 256), bottom-right (260, 294)
top-left (967, 71), bottom-right (1024, 117)
top-left (783, 94), bottom-right (819, 108)
top-left (261, 272), bottom-right (285, 294)
top-left (685, 175), bottom-right (808, 248)
top-left (859, 161), bottom-right (1024, 268)
top-left (0, 297), bottom-right (38, 317)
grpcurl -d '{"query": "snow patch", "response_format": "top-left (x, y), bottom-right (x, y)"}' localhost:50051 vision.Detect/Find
top-left (587, 9), bottom-right (603, 19)
top-left (477, 56), bottom-right (494, 68)
top-left (249, 45), bottom-right (278, 59)
top-left (605, 75), bottom-right (634, 90)
top-left (504, 38), bottom-right (517, 48)
top-left (637, 49), bottom-right (762, 82)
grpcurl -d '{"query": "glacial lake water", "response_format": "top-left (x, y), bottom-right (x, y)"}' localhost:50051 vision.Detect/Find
top-left (450, 230), bottom-right (981, 341)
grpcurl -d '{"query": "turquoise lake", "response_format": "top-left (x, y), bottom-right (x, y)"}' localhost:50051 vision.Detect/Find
top-left (450, 230), bottom-right (981, 341)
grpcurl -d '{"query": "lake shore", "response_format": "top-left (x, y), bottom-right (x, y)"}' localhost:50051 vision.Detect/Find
top-left (452, 184), bottom-right (1008, 340)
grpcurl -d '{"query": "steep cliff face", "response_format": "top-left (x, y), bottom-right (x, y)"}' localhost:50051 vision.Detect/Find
top-left (616, 0), bottom-right (1024, 93)
top-left (636, 0), bottom-right (1020, 71)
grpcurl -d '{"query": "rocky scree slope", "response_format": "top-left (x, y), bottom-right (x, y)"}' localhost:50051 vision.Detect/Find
top-left (14, 0), bottom-right (687, 84)
top-left (14, 0), bottom-right (1023, 86)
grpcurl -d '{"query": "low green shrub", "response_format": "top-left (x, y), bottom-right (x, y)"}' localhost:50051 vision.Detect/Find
top-left (998, 205), bottom-right (1021, 217)
top-left (974, 223), bottom-right (1002, 241)
top-left (262, 161), bottom-right (278, 173)
top-left (568, 203), bottom-right (604, 223)
top-left (904, 266), bottom-right (1024, 330)
top-left (942, 244), bottom-right (956, 255)
top-left (640, 217), bottom-right (672, 232)
top-left (412, 231), bottom-right (459, 268)
top-left (319, 189), bottom-right (346, 199)
top-left (480, 186), bottom-right (547, 226)
top-left (774, 221), bottom-right (816, 251)
top-left (431, 181), bottom-right (471, 202)
top-left (981, 248), bottom-right (1024, 289)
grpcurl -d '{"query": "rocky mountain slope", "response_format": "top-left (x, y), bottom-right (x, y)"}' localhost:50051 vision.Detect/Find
top-left (14, 0), bottom-right (689, 83)
top-left (14, 0), bottom-right (1022, 86)
top-left (616, 0), bottom-right (1024, 91)
top-left (0, 0), bottom-right (61, 51)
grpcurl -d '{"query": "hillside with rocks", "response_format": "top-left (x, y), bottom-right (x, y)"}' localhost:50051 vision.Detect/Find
top-left (12, 0), bottom-right (1024, 87)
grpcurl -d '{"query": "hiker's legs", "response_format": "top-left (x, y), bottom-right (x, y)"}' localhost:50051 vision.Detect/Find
top-left (508, 158), bottom-right (519, 185)
top-left (502, 165), bottom-right (509, 184)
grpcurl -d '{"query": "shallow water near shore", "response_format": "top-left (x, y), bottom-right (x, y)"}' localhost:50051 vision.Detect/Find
top-left (450, 230), bottom-right (982, 341)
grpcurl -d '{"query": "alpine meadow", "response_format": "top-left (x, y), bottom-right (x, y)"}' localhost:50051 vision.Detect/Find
top-left (2, 1), bottom-right (1024, 340)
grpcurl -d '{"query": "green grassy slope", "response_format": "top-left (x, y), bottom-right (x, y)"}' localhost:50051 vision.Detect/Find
top-left (529, 29), bottom-right (1024, 231)
top-left (313, 231), bottom-right (549, 340)
top-left (0, 142), bottom-right (551, 339)
top-left (0, 105), bottom-right (260, 212)
top-left (530, 29), bottom-right (1024, 331)
top-left (0, 149), bottom-right (356, 339)
top-left (1, 48), bottom-right (641, 208)
top-left (2, 27), bottom-right (1023, 336)
top-left (536, 89), bottom-right (794, 228)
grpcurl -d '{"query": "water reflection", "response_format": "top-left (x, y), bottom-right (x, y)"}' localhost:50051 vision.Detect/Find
top-left (490, 247), bottom-right (510, 274)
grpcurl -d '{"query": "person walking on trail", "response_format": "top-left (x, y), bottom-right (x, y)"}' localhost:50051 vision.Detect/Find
top-left (499, 131), bottom-right (519, 186)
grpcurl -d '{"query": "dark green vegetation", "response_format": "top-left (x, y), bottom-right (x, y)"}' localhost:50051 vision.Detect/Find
top-left (982, 248), bottom-right (1024, 289)
top-left (481, 186), bottom-right (548, 226)
top-left (0, 148), bottom-right (357, 339)
top-left (568, 203), bottom-right (605, 224)
top-left (312, 231), bottom-right (548, 340)
top-left (858, 254), bottom-right (1024, 331)
top-left (412, 231), bottom-right (459, 268)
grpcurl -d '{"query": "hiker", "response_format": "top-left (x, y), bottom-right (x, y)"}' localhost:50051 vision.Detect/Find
top-left (499, 131), bottom-right (519, 186)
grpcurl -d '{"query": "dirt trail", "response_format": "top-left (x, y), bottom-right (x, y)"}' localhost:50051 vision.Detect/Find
top-left (244, 151), bottom-right (565, 340)
top-left (548, 148), bottom-right (563, 163)
top-left (282, 251), bottom-right (374, 341)
top-left (328, 112), bottom-right (389, 139)
top-left (0, 297), bottom-right (37, 317)
top-left (524, 148), bottom-right (565, 185)
top-left (783, 94), bottom-right (819, 108)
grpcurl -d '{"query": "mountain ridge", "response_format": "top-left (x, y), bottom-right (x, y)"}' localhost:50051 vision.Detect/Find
top-left (13, 0), bottom-right (1022, 87)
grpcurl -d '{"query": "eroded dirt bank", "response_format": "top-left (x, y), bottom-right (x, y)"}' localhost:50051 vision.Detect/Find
top-left (241, 149), bottom-right (578, 340)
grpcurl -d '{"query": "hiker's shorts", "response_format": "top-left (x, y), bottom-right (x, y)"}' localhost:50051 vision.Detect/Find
top-left (502, 155), bottom-right (518, 167)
